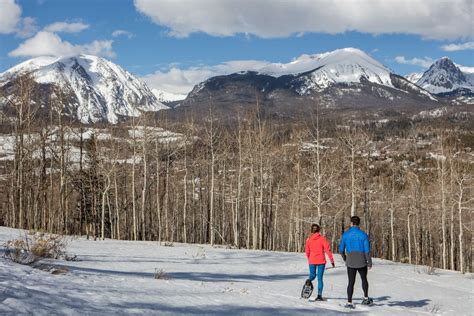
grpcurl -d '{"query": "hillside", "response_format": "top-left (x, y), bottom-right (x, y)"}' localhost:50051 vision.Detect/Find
top-left (0, 227), bottom-right (471, 315)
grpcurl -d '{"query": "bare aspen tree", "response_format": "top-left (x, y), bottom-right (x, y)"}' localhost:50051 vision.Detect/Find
top-left (390, 170), bottom-right (396, 262)
top-left (234, 115), bottom-right (244, 248)
top-left (437, 137), bottom-right (448, 270)
top-left (114, 166), bottom-right (120, 240)
top-left (155, 137), bottom-right (162, 242)
top-left (204, 105), bottom-right (218, 246)
top-left (141, 124), bottom-right (149, 241)
top-left (407, 212), bottom-right (414, 264)
top-left (453, 164), bottom-right (472, 273)
top-left (131, 117), bottom-right (138, 241)
top-left (339, 127), bottom-right (366, 217)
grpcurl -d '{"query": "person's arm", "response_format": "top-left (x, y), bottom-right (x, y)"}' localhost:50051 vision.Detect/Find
top-left (339, 234), bottom-right (346, 262)
top-left (323, 237), bottom-right (335, 267)
top-left (364, 235), bottom-right (372, 268)
top-left (305, 238), bottom-right (310, 260)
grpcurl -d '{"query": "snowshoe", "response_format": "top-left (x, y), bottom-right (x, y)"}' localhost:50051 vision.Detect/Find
top-left (344, 303), bottom-right (356, 309)
top-left (301, 279), bottom-right (313, 299)
top-left (361, 297), bottom-right (374, 306)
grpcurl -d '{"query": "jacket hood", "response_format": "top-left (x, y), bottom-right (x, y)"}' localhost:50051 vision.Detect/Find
top-left (309, 233), bottom-right (321, 240)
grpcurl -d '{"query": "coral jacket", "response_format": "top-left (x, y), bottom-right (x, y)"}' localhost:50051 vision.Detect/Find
top-left (305, 233), bottom-right (335, 265)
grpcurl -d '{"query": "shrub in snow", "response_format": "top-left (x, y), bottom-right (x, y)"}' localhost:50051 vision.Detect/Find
top-left (3, 232), bottom-right (71, 265)
top-left (3, 238), bottom-right (37, 265)
top-left (416, 265), bottom-right (438, 275)
top-left (154, 268), bottom-right (168, 280)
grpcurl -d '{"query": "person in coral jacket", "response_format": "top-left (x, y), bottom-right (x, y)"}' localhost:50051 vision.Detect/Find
top-left (305, 223), bottom-right (335, 301)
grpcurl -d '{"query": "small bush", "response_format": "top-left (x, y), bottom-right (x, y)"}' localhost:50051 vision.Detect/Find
top-left (3, 238), bottom-right (37, 265)
top-left (30, 234), bottom-right (68, 259)
top-left (3, 232), bottom-right (70, 265)
top-left (400, 257), bottom-right (410, 264)
top-left (162, 241), bottom-right (174, 247)
top-left (414, 265), bottom-right (437, 275)
top-left (154, 268), bottom-right (168, 280)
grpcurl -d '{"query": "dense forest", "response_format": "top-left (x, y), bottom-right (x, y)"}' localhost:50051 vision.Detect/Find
top-left (1, 75), bottom-right (472, 273)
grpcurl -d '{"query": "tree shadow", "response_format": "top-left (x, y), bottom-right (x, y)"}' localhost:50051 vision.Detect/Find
top-left (108, 302), bottom-right (364, 315)
top-left (387, 299), bottom-right (431, 308)
top-left (57, 264), bottom-right (307, 283)
top-left (328, 295), bottom-right (431, 308)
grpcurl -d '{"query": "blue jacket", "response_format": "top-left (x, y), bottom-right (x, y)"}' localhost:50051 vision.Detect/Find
top-left (339, 227), bottom-right (372, 268)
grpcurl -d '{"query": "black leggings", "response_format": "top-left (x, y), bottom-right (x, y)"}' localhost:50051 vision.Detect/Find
top-left (347, 267), bottom-right (369, 302)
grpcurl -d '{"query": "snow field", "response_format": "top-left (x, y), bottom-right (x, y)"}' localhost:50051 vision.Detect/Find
top-left (0, 227), bottom-right (472, 315)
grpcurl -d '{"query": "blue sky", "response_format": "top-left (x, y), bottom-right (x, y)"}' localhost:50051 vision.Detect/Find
top-left (0, 0), bottom-right (472, 95)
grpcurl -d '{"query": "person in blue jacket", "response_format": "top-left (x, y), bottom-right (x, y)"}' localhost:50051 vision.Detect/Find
top-left (339, 216), bottom-right (373, 308)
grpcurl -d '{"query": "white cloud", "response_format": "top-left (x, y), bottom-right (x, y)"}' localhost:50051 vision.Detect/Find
top-left (142, 62), bottom-right (262, 95)
top-left (134, 0), bottom-right (473, 40)
top-left (395, 56), bottom-right (434, 68)
top-left (441, 41), bottom-right (474, 52)
top-left (9, 31), bottom-right (115, 58)
top-left (112, 29), bottom-right (134, 38)
top-left (456, 64), bottom-right (474, 74)
top-left (16, 16), bottom-right (38, 38)
top-left (0, 0), bottom-right (22, 34)
top-left (44, 21), bottom-right (89, 33)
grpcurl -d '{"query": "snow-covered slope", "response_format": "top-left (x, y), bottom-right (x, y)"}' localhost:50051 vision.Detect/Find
top-left (416, 57), bottom-right (474, 94)
top-left (0, 226), bottom-right (471, 315)
top-left (0, 55), bottom-right (168, 124)
top-left (405, 72), bottom-right (423, 84)
top-left (151, 88), bottom-right (187, 103)
top-left (259, 48), bottom-right (394, 92)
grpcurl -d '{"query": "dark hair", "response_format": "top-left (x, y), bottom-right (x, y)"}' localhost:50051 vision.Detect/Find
top-left (311, 224), bottom-right (320, 233)
top-left (350, 216), bottom-right (360, 226)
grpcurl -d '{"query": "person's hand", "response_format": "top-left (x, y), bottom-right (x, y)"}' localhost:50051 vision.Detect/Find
top-left (331, 262), bottom-right (335, 268)
top-left (368, 266), bottom-right (372, 271)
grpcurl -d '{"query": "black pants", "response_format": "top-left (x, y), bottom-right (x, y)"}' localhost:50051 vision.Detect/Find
top-left (347, 267), bottom-right (368, 303)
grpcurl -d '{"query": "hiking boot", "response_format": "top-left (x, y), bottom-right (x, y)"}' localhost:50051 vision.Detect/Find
top-left (315, 295), bottom-right (324, 301)
top-left (361, 297), bottom-right (374, 306)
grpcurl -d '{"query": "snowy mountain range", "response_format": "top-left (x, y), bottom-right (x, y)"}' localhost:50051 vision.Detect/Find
top-left (183, 48), bottom-right (437, 112)
top-left (0, 55), bottom-right (168, 124)
top-left (1, 49), bottom-right (471, 124)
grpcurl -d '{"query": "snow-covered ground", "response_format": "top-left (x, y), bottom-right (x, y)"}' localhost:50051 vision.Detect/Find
top-left (0, 227), bottom-right (472, 315)
top-left (0, 126), bottom-right (185, 164)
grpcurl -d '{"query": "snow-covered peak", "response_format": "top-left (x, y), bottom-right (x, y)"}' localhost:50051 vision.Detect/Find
top-left (277, 47), bottom-right (394, 91)
top-left (259, 48), bottom-right (389, 79)
top-left (417, 57), bottom-right (472, 94)
top-left (1, 55), bottom-right (169, 124)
